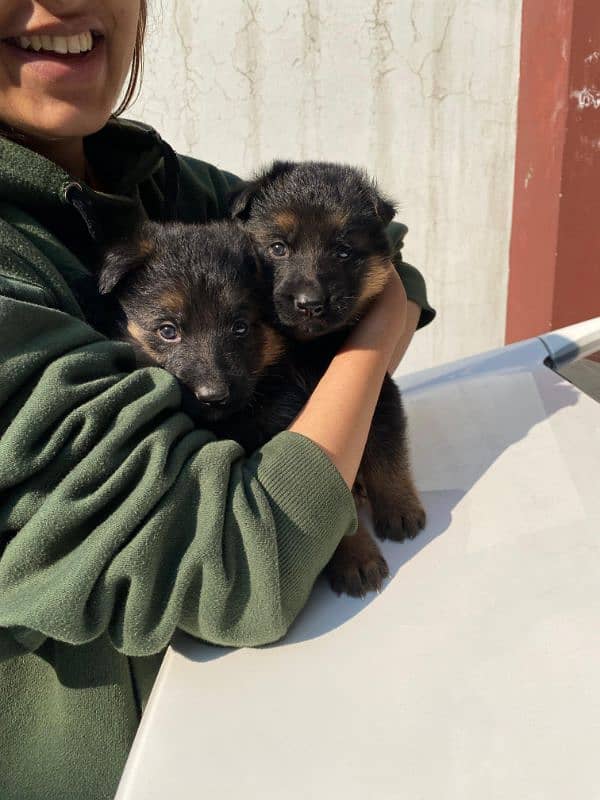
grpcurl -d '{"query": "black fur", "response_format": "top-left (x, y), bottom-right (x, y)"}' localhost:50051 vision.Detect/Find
top-left (231, 160), bottom-right (397, 337)
top-left (98, 220), bottom-right (285, 425)
top-left (96, 163), bottom-right (425, 596)
top-left (230, 161), bottom-right (426, 552)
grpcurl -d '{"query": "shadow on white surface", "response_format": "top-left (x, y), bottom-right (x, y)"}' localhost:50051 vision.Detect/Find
top-left (176, 354), bottom-right (581, 666)
top-left (119, 327), bottom-right (600, 800)
top-left (176, 488), bottom-right (460, 663)
top-left (280, 487), bottom-right (463, 644)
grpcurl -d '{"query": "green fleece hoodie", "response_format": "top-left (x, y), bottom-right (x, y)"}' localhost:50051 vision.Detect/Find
top-left (0, 118), bottom-right (435, 800)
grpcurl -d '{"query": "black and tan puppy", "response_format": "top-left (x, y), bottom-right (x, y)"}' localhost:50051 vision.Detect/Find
top-left (231, 161), bottom-right (395, 338)
top-left (97, 208), bottom-right (421, 597)
top-left (97, 218), bottom-right (388, 596)
top-left (97, 220), bottom-right (287, 433)
top-left (230, 161), bottom-right (426, 594)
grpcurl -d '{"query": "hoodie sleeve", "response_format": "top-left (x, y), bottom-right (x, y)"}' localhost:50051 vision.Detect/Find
top-left (0, 257), bottom-right (357, 658)
top-left (387, 221), bottom-right (436, 329)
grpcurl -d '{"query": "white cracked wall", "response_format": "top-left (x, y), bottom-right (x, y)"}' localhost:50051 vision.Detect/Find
top-left (130, 0), bottom-right (523, 373)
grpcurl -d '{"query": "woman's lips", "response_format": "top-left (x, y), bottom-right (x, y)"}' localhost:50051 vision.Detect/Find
top-left (0, 35), bottom-right (106, 84)
top-left (10, 32), bottom-right (96, 55)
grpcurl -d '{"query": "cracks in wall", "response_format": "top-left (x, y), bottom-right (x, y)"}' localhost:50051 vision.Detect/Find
top-left (404, 4), bottom-right (517, 109)
top-left (233, 1), bottom-right (294, 166)
top-left (370, 0), bottom-right (395, 54)
top-left (206, 52), bottom-right (234, 105)
top-left (367, 0), bottom-right (396, 179)
top-left (131, 0), bottom-right (525, 369)
top-left (302, 0), bottom-right (321, 51)
top-left (173, 0), bottom-right (205, 152)
top-left (405, 3), bottom-right (456, 102)
top-left (409, 0), bottom-right (421, 45)
top-left (405, 3), bottom-right (458, 283)
top-left (234, 0), bottom-right (263, 165)
top-left (298, 0), bottom-right (324, 158)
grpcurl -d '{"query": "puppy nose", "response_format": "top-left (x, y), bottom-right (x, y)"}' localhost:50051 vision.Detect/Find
top-left (294, 293), bottom-right (326, 317)
top-left (195, 384), bottom-right (230, 407)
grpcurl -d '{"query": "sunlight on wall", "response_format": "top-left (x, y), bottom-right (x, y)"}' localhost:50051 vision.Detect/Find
top-left (131, 0), bottom-right (523, 372)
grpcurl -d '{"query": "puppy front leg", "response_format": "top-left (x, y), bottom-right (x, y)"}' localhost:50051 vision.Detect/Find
top-left (362, 445), bottom-right (426, 541)
top-left (326, 509), bottom-right (389, 597)
top-left (361, 376), bottom-right (426, 542)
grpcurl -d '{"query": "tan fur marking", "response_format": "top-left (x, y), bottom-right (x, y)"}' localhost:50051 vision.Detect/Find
top-left (357, 255), bottom-right (393, 311)
top-left (138, 239), bottom-right (155, 259)
top-left (273, 210), bottom-right (299, 233)
top-left (260, 324), bottom-right (286, 369)
top-left (126, 321), bottom-right (160, 365)
top-left (158, 287), bottom-right (187, 315)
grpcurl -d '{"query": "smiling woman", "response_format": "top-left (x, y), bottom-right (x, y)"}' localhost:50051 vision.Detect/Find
top-left (0, 3), bottom-right (434, 800)
top-left (0, 0), bottom-right (144, 174)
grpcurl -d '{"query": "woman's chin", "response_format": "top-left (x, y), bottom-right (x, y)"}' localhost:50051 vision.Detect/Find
top-left (5, 102), bottom-right (112, 141)
top-left (0, 35), bottom-right (116, 140)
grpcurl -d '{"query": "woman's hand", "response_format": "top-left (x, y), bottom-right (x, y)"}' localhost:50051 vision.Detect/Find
top-left (388, 299), bottom-right (421, 373)
top-left (344, 266), bottom-right (408, 354)
top-left (288, 268), bottom-right (409, 488)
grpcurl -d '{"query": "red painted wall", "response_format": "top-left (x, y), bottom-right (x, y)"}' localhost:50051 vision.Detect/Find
top-left (506, 0), bottom-right (600, 343)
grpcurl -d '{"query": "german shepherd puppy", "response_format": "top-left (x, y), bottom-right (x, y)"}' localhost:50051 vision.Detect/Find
top-left (97, 220), bottom-right (288, 437)
top-left (97, 217), bottom-right (392, 595)
top-left (98, 219), bottom-right (387, 597)
top-left (97, 181), bottom-right (425, 597)
top-left (229, 161), bottom-right (426, 592)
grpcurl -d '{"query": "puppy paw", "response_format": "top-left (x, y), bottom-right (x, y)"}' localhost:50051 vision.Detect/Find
top-left (374, 500), bottom-right (426, 542)
top-left (326, 528), bottom-right (390, 598)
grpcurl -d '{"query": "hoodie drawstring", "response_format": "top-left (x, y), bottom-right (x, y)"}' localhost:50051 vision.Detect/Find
top-left (63, 182), bottom-right (105, 244)
top-left (61, 127), bottom-right (180, 244)
top-left (157, 137), bottom-right (180, 221)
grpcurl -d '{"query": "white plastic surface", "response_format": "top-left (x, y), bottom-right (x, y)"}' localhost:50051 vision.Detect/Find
top-left (117, 331), bottom-right (600, 800)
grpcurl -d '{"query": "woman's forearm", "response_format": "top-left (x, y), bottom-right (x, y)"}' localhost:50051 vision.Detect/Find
top-left (288, 272), bottom-right (408, 488)
top-left (388, 299), bottom-right (421, 374)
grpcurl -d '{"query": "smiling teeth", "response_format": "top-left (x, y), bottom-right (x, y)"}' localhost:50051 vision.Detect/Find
top-left (17, 31), bottom-right (93, 54)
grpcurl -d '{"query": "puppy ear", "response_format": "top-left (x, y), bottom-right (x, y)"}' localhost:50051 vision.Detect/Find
top-left (261, 160), bottom-right (297, 182)
top-left (374, 195), bottom-right (397, 226)
top-left (228, 160), bottom-right (296, 220)
top-left (228, 181), bottom-right (259, 221)
top-left (98, 237), bottom-right (154, 295)
top-left (368, 182), bottom-right (397, 226)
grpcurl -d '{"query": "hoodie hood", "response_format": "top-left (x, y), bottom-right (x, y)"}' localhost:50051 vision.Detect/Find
top-left (0, 117), bottom-right (180, 254)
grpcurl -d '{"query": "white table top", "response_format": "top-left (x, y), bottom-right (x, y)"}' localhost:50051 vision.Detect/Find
top-left (117, 319), bottom-right (600, 800)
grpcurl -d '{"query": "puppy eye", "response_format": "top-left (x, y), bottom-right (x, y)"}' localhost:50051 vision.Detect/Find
top-left (269, 242), bottom-right (288, 258)
top-left (158, 323), bottom-right (180, 341)
top-left (336, 246), bottom-right (352, 259)
top-left (232, 320), bottom-right (249, 337)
